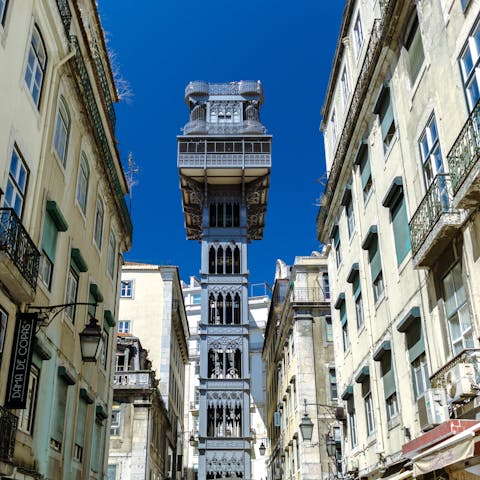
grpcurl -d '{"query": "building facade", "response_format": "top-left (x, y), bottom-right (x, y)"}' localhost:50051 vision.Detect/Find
top-left (182, 277), bottom-right (271, 480)
top-left (108, 334), bottom-right (171, 480)
top-left (118, 263), bottom-right (189, 479)
top-left (0, 0), bottom-right (132, 478)
top-left (178, 80), bottom-right (271, 479)
top-left (263, 254), bottom-right (337, 480)
top-left (318, 1), bottom-right (480, 479)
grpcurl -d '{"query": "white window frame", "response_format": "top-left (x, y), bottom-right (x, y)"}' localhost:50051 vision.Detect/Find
top-left (386, 393), bottom-right (399, 421)
top-left (353, 13), bottom-right (364, 59)
top-left (53, 97), bottom-right (70, 166)
top-left (0, 307), bottom-right (7, 362)
top-left (348, 408), bottom-right (358, 448)
top-left (93, 197), bottom-right (104, 249)
top-left (18, 365), bottom-right (39, 434)
top-left (117, 320), bottom-right (131, 334)
top-left (5, 145), bottom-right (28, 218)
top-left (419, 115), bottom-right (443, 188)
top-left (412, 353), bottom-right (429, 400)
top-left (110, 404), bottom-right (121, 436)
top-left (76, 153), bottom-right (89, 213)
top-left (364, 391), bottom-right (375, 436)
top-left (342, 322), bottom-right (350, 352)
top-left (107, 230), bottom-right (116, 279)
top-left (341, 67), bottom-right (350, 106)
top-left (24, 25), bottom-right (47, 107)
top-left (460, 21), bottom-right (480, 112)
top-left (120, 280), bottom-right (133, 298)
top-left (373, 272), bottom-right (384, 303)
top-left (355, 293), bottom-right (364, 329)
top-left (346, 197), bottom-right (355, 238)
top-left (330, 110), bottom-right (337, 147)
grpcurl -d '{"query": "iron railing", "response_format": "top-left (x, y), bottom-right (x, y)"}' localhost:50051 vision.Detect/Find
top-left (317, 0), bottom-right (396, 239)
top-left (409, 174), bottom-right (456, 256)
top-left (71, 36), bottom-right (132, 238)
top-left (291, 287), bottom-right (326, 303)
top-left (0, 208), bottom-right (40, 290)
top-left (0, 405), bottom-right (18, 463)
top-left (113, 370), bottom-right (155, 389)
top-left (447, 99), bottom-right (480, 195)
top-left (178, 153), bottom-right (271, 168)
top-left (55, 0), bottom-right (72, 37)
top-left (430, 349), bottom-right (480, 388)
top-left (93, 52), bottom-right (116, 129)
top-left (185, 80), bottom-right (263, 99)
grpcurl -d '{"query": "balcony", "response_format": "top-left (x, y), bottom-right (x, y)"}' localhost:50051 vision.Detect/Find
top-left (291, 287), bottom-right (326, 304)
top-left (409, 174), bottom-right (465, 268)
top-left (113, 370), bottom-right (156, 389)
top-left (190, 401), bottom-right (199, 411)
top-left (55, 0), bottom-right (72, 37)
top-left (447, 100), bottom-right (480, 209)
top-left (183, 120), bottom-right (207, 135)
top-left (0, 208), bottom-right (40, 301)
top-left (0, 405), bottom-right (18, 463)
top-left (185, 81), bottom-right (210, 101)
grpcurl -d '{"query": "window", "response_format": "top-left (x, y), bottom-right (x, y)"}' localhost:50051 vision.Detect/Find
top-left (348, 404), bottom-right (358, 448)
top-left (358, 146), bottom-right (372, 203)
top-left (378, 351), bottom-right (398, 422)
top-left (330, 110), bottom-right (337, 146)
top-left (341, 67), bottom-right (350, 106)
top-left (110, 404), bottom-right (121, 436)
top-left (375, 88), bottom-right (396, 153)
top-left (5, 146), bottom-right (28, 218)
top-left (412, 354), bottom-right (430, 400)
top-left (363, 382), bottom-right (375, 436)
top-left (0, 307), bottom-right (7, 364)
top-left (107, 465), bottom-right (117, 480)
top-left (118, 320), bottom-right (131, 334)
top-left (53, 97), bottom-right (70, 165)
top-left (366, 234), bottom-right (384, 303)
top-left (93, 197), bottom-right (104, 248)
top-left (322, 273), bottom-right (330, 299)
top-left (329, 368), bottom-right (338, 400)
top-left (340, 302), bottom-right (349, 352)
top-left (353, 275), bottom-right (364, 329)
top-left (107, 231), bottom-right (116, 278)
top-left (39, 209), bottom-right (59, 289)
top-left (460, 21), bottom-right (480, 111)
top-left (390, 188), bottom-right (411, 265)
top-left (18, 366), bottom-right (39, 434)
top-left (419, 115), bottom-right (443, 188)
top-left (50, 377), bottom-right (68, 451)
top-left (346, 197), bottom-right (355, 238)
top-left (193, 293), bottom-right (201, 305)
top-left (386, 393), bottom-right (399, 421)
top-left (404, 14), bottom-right (425, 84)
top-left (101, 329), bottom-right (109, 370)
top-left (333, 227), bottom-right (342, 268)
top-left (24, 25), bottom-right (47, 107)
top-left (74, 398), bottom-right (88, 462)
top-left (76, 154), bottom-right (89, 213)
top-left (443, 263), bottom-right (473, 355)
top-left (65, 268), bottom-right (79, 322)
top-left (325, 316), bottom-right (333, 343)
top-left (353, 13), bottom-right (364, 58)
top-left (461, 0), bottom-right (472, 11)
top-left (91, 421), bottom-right (104, 473)
top-left (0, 0), bottom-right (9, 26)
top-left (120, 280), bottom-right (133, 298)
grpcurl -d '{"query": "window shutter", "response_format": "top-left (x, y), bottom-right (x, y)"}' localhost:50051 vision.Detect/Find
top-left (353, 275), bottom-right (361, 300)
top-left (392, 195), bottom-right (411, 264)
top-left (340, 302), bottom-right (347, 326)
top-left (42, 212), bottom-right (58, 262)
top-left (406, 321), bottom-right (425, 363)
top-left (381, 356), bottom-right (396, 399)
top-left (369, 239), bottom-right (382, 280)
top-left (51, 378), bottom-right (68, 444)
top-left (380, 99), bottom-right (394, 141)
top-left (75, 398), bottom-right (88, 447)
top-left (360, 155), bottom-right (371, 189)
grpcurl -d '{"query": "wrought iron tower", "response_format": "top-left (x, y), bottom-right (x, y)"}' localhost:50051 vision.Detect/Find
top-left (178, 81), bottom-right (271, 479)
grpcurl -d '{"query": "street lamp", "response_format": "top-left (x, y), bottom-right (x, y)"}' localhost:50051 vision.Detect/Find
top-left (259, 441), bottom-right (266, 456)
top-left (299, 412), bottom-right (315, 441)
top-left (326, 433), bottom-right (337, 458)
top-left (79, 316), bottom-right (103, 362)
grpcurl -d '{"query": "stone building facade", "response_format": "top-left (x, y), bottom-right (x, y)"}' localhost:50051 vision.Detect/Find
top-left (178, 80), bottom-right (271, 479)
top-left (0, 0), bottom-right (132, 478)
top-left (318, 1), bottom-right (480, 479)
top-left (263, 254), bottom-right (337, 480)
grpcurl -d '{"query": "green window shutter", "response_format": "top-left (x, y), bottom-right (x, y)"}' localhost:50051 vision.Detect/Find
top-left (42, 212), bottom-right (58, 262)
top-left (88, 292), bottom-right (96, 318)
top-left (75, 398), bottom-right (88, 447)
top-left (51, 378), bottom-right (68, 444)
top-left (406, 321), bottom-right (425, 363)
top-left (333, 227), bottom-right (340, 248)
top-left (369, 239), bottom-right (382, 280)
top-left (360, 155), bottom-right (371, 189)
top-left (353, 275), bottom-right (361, 300)
top-left (71, 248), bottom-right (88, 273)
top-left (91, 422), bottom-right (103, 472)
top-left (379, 92), bottom-right (394, 140)
top-left (340, 302), bottom-right (347, 326)
top-left (391, 195), bottom-right (411, 265)
top-left (380, 356), bottom-right (396, 399)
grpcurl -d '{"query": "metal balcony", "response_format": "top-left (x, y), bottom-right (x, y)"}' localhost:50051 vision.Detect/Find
top-left (0, 405), bottom-right (18, 463)
top-left (70, 36), bottom-right (132, 238)
top-left (0, 208), bottom-right (40, 300)
top-left (55, 0), bottom-right (72, 37)
top-left (430, 349), bottom-right (480, 389)
top-left (291, 287), bottom-right (327, 303)
top-left (113, 370), bottom-right (155, 389)
top-left (409, 174), bottom-right (465, 268)
top-left (93, 52), bottom-right (116, 130)
top-left (447, 100), bottom-right (480, 208)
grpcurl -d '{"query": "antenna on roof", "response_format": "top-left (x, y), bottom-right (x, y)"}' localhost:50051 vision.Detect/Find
top-left (126, 152), bottom-right (139, 211)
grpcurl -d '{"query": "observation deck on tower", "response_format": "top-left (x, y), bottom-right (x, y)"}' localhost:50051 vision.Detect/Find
top-left (178, 80), bottom-right (271, 241)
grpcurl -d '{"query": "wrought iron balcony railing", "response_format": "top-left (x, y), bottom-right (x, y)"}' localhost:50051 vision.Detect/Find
top-left (93, 52), bottom-right (116, 130)
top-left (409, 174), bottom-right (457, 256)
top-left (70, 36), bottom-right (132, 238)
top-left (55, 0), bottom-right (72, 37)
top-left (184, 81), bottom-right (263, 100)
top-left (291, 287), bottom-right (326, 303)
top-left (0, 405), bottom-right (18, 463)
top-left (0, 208), bottom-right (40, 290)
top-left (447, 99), bottom-right (480, 196)
top-left (316, 0), bottom-right (396, 238)
top-left (113, 370), bottom-right (155, 389)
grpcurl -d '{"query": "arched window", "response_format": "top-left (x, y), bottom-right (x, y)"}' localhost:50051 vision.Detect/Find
top-left (225, 246), bottom-right (233, 274)
top-left (226, 348), bottom-right (241, 378)
top-left (208, 293), bottom-right (216, 324)
top-left (53, 97), bottom-right (70, 166)
top-left (25, 25), bottom-right (47, 107)
top-left (216, 246), bottom-right (224, 274)
top-left (233, 246), bottom-right (240, 273)
top-left (225, 293), bottom-right (233, 324)
top-left (225, 203), bottom-right (233, 227)
top-left (233, 203), bottom-right (240, 226)
top-left (76, 153), bottom-right (89, 213)
top-left (209, 203), bottom-right (216, 227)
top-left (209, 247), bottom-right (216, 273)
top-left (217, 203), bottom-right (224, 227)
top-left (217, 293), bottom-right (224, 324)
top-left (233, 293), bottom-right (241, 324)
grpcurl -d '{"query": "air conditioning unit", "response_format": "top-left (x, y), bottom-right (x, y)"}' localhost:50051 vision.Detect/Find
top-left (417, 388), bottom-right (449, 431)
top-left (445, 363), bottom-right (478, 403)
top-left (274, 411), bottom-right (281, 427)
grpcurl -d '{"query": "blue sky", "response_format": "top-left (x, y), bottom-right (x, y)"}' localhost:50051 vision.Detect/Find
top-left (99, 1), bottom-right (344, 288)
